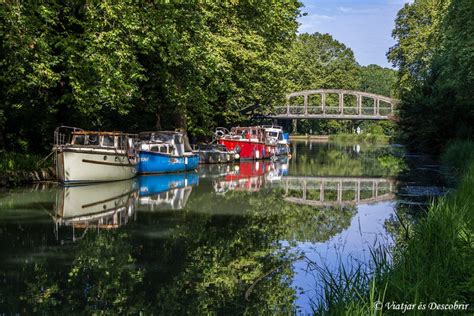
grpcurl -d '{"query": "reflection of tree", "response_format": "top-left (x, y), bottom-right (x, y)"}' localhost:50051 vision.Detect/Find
top-left (290, 142), bottom-right (405, 177)
top-left (0, 185), bottom-right (355, 313)
top-left (134, 188), bottom-right (355, 314)
top-left (0, 232), bottom-right (145, 314)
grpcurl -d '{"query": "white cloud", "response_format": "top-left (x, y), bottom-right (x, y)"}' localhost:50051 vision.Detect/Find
top-left (337, 6), bottom-right (352, 13)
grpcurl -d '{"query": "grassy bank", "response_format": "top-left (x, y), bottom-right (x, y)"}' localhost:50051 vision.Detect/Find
top-left (0, 152), bottom-right (49, 173)
top-left (313, 141), bottom-right (474, 314)
top-left (328, 133), bottom-right (389, 144)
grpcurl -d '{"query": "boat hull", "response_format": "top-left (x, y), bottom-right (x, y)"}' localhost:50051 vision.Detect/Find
top-left (218, 139), bottom-right (276, 160)
top-left (56, 147), bottom-right (137, 184)
top-left (137, 151), bottom-right (199, 174)
top-left (276, 143), bottom-right (290, 156)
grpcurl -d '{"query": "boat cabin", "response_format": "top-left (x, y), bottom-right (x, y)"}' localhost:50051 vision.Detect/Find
top-left (138, 131), bottom-right (189, 156)
top-left (217, 126), bottom-right (266, 142)
top-left (70, 131), bottom-right (133, 150)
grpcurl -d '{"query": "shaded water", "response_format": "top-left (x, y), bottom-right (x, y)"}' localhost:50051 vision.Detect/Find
top-left (0, 141), bottom-right (446, 314)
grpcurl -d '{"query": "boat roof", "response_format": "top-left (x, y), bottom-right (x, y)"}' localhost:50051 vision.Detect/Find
top-left (72, 131), bottom-right (127, 136)
top-left (139, 131), bottom-right (183, 136)
top-left (262, 125), bottom-right (283, 130)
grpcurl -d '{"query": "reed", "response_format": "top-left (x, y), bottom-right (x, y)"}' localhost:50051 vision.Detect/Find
top-left (0, 151), bottom-right (49, 173)
top-left (311, 141), bottom-right (474, 315)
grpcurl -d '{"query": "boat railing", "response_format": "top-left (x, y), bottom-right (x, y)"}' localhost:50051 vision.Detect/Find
top-left (54, 126), bottom-right (84, 147)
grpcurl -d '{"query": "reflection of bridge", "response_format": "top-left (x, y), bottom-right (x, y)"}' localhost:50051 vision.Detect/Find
top-left (269, 89), bottom-right (398, 120)
top-left (281, 176), bottom-right (396, 207)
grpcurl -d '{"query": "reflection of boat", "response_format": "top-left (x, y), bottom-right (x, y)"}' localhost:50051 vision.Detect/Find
top-left (137, 131), bottom-right (199, 174)
top-left (54, 126), bottom-right (138, 184)
top-left (54, 179), bottom-right (138, 235)
top-left (216, 126), bottom-right (277, 160)
top-left (213, 161), bottom-right (275, 193)
top-left (138, 173), bottom-right (198, 211)
top-left (198, 163), bottom-right (240, 179)
top-left (266, 156), bottom-right (289, 182)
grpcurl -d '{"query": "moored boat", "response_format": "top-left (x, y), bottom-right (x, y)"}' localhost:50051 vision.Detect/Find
top-left (137, 131), bottom-right (199, 174)
top-left (54, 126), bottom-right (138, 184)
top-left (262, 125), bottom-right (290, 156)
top-left (215, 126), bottom-right (277, 160)
top-left (194, 143), bottom-right (239, 164)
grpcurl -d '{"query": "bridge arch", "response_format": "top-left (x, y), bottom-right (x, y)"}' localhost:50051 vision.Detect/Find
top-left (271, 89), bottom-right (398, 120)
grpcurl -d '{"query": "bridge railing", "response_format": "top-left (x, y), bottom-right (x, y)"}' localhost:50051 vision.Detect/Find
top-left (270, 89), bottom-right (398, 119)
top-left (274, 105), bottom-right (394, 117)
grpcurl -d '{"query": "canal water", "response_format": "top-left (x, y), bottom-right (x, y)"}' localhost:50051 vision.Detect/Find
top-left (0, 141), bottom-right (447, 314)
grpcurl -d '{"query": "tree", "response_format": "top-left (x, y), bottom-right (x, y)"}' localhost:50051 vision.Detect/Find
top-left (388, 0), bottom-right (473, 152)
top-left (285, 33), bottom-right (361, 134)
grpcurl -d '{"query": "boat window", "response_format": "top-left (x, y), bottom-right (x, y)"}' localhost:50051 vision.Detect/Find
top-left (278, 133), bottom-right (283, 140)
top-left (151, 145), bottom-right (159, 152)
top-left (72, 135), bottom-right (85, 145)
top-left (87, 134), bottom-right (99, 146)
top-left (160, 146), bottom-right (168, 153)
top-left (118, 136), bottom-right (127, 150)
top-left (267, 131), bottom-right (278, 138)
top-left (102, 135), bottom-right (115, 147)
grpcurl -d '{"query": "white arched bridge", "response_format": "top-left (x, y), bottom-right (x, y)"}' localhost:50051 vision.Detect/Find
top-left (269, 89), bottom-right (398, 120)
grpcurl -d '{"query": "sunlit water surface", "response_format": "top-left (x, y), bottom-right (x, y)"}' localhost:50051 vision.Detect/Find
top-left (0, 141), bottom-right (446, 314)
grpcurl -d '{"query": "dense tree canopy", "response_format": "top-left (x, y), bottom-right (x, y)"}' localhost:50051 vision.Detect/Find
top-left (388, 0), bottom-right (474, 151)
top-left (0, 1), bottom-right (301, 152)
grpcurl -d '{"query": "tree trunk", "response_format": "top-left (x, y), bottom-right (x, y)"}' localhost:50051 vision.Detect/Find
top-left (175, 109), bottom-right (193, 151)
top-left (155, 113), bottom-right (162, 131)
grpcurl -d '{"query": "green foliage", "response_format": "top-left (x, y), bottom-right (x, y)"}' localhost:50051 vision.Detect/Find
top-left (441, 140), bottom-right (474, 177)
top-left (285, 32), bottom-right (360, 135)
top-left (312, 142), bottom-right (474, 314)
top-left (328, 133), bottom-right (389, 144)
top-left (0, 1), bottom-right (302, 151)
top-left (388, 0), bottom-right (474, 152)
top-left (359, 64), bottom-right (397, 98)
top-left (0, 152), bottom-right (48, 173)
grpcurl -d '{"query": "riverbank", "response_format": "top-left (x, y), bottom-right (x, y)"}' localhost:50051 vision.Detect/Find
top-left (289, 134), bottom-right (389, 144)
top-left (314, 140), bottom-right (474, 314)
top-left (0, 152), bottom-right (55, 186)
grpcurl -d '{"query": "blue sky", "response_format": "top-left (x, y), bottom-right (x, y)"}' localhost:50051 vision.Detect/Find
top-left (298, 0), bottom-right (413, 68)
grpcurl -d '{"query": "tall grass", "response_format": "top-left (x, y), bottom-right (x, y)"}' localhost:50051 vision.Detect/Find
top-left (312, 141), bottom-right (474, 314)
top-left (0, 151), bottom-right (50, 173)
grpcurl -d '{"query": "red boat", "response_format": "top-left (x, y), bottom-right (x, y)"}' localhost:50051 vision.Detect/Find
top-left (215, 126), bottom-right (277, 160)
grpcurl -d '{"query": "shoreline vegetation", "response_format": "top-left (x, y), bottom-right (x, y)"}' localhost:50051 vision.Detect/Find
top-left (313, 140), bottom-right (474, 314)
top-left (289, 133), bottom-right (389, 144)
top-left (0, 152), bottom-right (55, 186)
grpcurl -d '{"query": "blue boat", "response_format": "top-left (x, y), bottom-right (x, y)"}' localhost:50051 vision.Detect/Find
top-left (137, 131), bottom-right (199, 174)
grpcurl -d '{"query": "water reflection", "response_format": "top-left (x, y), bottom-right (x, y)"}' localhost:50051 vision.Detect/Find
top-left (138, 173), bottom-right (199, 211)
top-left (281, 176), bottom-right (396, 207)
top-left (0, 141), bottom-right (446, 314)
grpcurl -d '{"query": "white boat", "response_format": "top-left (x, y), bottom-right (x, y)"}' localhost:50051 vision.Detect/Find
top-left (54, 126), bottom-right (138, 184)
top-left (262, 125), bottom-right (290, 156)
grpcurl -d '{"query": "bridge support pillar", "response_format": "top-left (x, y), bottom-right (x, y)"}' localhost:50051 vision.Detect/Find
top-left (292, 119), bottom-right (297, 134)
top-left (357, 95), bottom-right (362, 115)
top-left (321, 93), bottom-right (326, 115)
top-left (339, 93), bottom-right (344, 114)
